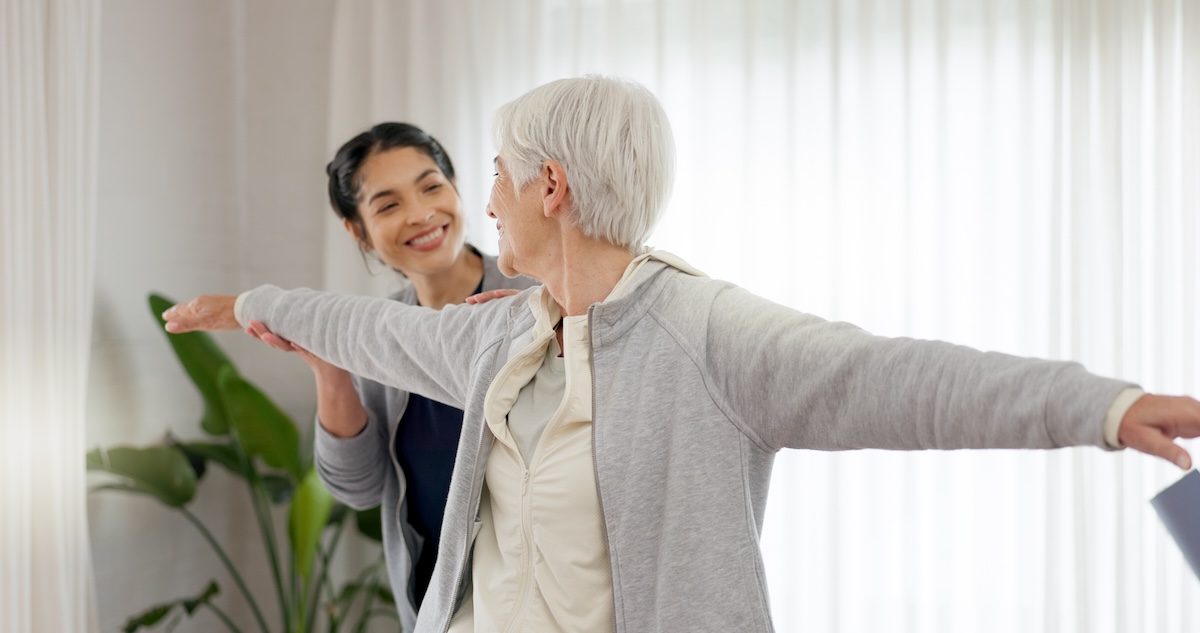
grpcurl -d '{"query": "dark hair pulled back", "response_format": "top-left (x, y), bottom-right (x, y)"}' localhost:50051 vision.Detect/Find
top-left (325, 122), bottom-right (457, 232)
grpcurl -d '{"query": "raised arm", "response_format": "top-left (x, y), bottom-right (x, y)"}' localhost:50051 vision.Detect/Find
top-left (703, 284), bottom-right (1198, 468)
top-left (164, 285), bottom-right (518, 408)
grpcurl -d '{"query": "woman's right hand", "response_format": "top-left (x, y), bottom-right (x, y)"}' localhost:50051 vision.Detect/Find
top-left (246, 320), bottom-right (368, 437)
top-left (245, 320), bottom-right (336, 374)
top-left (464, 288), bottom-right (521, 304)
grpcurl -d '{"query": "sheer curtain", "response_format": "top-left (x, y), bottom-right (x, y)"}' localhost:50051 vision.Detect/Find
top-left (327, 1), bottom-right (1199, 631)
top-left (0, 1), bottom-right (102, 632)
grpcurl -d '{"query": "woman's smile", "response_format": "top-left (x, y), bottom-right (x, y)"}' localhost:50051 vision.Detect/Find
top-left (407, 224), bottom-right (449, 251)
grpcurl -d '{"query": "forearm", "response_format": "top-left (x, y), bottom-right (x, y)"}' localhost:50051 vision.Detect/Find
top-left (708, 285), bottom-right (1137, 451)
top-left (312, 366), bottom-right (369, 438)
top-left (312, 379), bottom-right (390, 509)
top-left (234, 285), bottom-right (497, 406)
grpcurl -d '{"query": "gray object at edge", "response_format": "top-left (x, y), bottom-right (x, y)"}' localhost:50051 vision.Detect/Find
top-left (1151, 469), bottom-right (1200, 582)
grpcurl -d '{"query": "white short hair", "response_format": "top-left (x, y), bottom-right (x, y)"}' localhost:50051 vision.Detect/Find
top-left (492, 76), bottom-right (675, 252)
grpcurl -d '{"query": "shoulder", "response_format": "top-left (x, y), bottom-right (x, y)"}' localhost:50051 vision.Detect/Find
top-left (384, 282), bottom-right (418, 305)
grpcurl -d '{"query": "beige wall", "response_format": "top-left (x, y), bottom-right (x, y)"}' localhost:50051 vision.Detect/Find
top-left (86, 1), bottom-right (348, 630)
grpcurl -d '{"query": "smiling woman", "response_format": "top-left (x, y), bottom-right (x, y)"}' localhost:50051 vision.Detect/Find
top-left (327, 124), bottom-right (479, 308)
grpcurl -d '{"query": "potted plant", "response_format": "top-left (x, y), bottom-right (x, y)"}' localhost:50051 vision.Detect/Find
top-left (87, 293), bottom-right (393, 633)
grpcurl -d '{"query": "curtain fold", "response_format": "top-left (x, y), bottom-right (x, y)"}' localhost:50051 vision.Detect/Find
top-left (0, 1), bottom-right (101, 632)
top-left (327, 1), bottom-right (1198, 631)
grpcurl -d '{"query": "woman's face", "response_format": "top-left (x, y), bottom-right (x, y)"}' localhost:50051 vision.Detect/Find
top-left (486, 156), bottom-right (543, 279)
top-left (351, 146), bottom-right (467, 277)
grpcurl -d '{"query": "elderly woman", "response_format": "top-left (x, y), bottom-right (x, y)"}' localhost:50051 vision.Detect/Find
top-left (165, 76), bottom-right (1200, 633)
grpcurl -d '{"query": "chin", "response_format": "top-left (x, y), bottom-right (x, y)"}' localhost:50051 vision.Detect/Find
top-left (496, 253), bottom-right (518, 278)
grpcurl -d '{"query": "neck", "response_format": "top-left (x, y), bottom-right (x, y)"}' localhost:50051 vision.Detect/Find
top-left (539, 236), bottom-right (636, 316)
top-left (407, 247), bottom-right (484, 310)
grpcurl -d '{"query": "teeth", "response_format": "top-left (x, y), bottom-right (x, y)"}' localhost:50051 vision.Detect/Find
top-left (410, 226), bottom-right (444, 246)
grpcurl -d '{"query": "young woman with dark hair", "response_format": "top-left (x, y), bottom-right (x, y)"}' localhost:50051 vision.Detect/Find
top-left (256, 122), bottom-right (535, 630)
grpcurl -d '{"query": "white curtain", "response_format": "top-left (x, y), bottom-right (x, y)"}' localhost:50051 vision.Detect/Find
top-left (327, 1), bottom-right (1199, 631)
top-left (0, 1), bottom-right (102, 632)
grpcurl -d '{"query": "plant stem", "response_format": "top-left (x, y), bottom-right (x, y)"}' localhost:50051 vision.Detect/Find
top-left (203, 601), bottom-right (245, 633)
top-left (352, 563), bottom-right (383, 633)
top-left (306, 519), bottom-right (345, 633)
top-left (180, 507), bottom-right (272, 633)
top-left (334, 557), bottom-right (386, 633)
top-left (248, 480), bottom-right (291, 632)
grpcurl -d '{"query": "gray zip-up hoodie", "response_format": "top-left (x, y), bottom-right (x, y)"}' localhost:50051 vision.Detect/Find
top-left (312, 252), bottom-right (536, 632)
top-left (239, 254), bottom-right (1133, 632)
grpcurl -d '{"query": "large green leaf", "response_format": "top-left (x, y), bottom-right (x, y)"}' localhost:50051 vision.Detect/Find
top-left (260, 474), bottom-right (295, 504)
top-left (289, 468), bottom-right (334, 580)
top-left (215, 365), bottom-right (303, 481)
top-left (148, 293), bottom-right (235, 435)
top-left (121, 581), bottom-right (219, 633)
top-left (172, 439), bottom-right (247, 479)
top-left (86, 445), bottom-right (197, 507)
top-left (172, 439), bottom-right (296, 501)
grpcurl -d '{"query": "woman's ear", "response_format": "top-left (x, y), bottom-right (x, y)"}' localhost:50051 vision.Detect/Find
top-left (343, 218), bottom-right (372, 251)
top-left (541, 160), bottom-right (570, 219)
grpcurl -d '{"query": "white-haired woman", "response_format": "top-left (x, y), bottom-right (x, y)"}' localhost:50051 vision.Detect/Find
top-left (166, 75), bottom-right (1200, 633)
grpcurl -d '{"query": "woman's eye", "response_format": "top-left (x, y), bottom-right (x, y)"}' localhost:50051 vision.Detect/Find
top-left (425, 183), bottom-right (442, 193)
top-left (377, 202), bottom-right (397, 214)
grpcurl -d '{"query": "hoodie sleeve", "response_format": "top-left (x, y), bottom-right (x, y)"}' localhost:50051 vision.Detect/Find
top-left (701, 284), bottom-right (1136, 453)
top-left (311, 376), bottom-right (394, 510)
top-left (238, 285), bottom-right (515, 408)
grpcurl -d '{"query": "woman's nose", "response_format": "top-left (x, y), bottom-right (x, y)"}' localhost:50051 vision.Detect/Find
top-left (407, 208), bottom-right (435, 224)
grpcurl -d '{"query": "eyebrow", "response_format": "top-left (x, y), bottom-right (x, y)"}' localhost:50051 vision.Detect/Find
top-left (365, 169), bottom-right (441, 204)
top-left (367, 189), bottom-right (396, 205)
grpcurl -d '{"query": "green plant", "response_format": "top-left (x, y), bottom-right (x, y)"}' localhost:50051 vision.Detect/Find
top-left (87, 293), bottom-right (395, 633)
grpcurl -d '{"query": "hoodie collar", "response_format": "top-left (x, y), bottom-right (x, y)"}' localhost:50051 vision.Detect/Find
top-left (521, 249), bottom-right (706, 337)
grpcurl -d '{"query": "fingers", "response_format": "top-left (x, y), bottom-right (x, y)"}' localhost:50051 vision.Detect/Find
top-left (245, 320), bottom-right (296, 352)
top-left (1123, 425), bottom-right (1192, 470)
top-left (1118, 393), bottom-right (1200, 470)
top-left (465, 288), bottom-right (520, 304)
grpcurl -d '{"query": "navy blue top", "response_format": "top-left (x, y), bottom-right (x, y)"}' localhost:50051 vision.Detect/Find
top-left (394, 393), bottom-right (463, 606)
top-left (393, 279), bottom-right (480, 606)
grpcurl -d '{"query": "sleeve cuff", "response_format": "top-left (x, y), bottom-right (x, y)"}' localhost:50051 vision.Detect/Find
top-left (1104, 387), bottom-right (1146, 449)
top-left (233, 291), bottom-right (250, 328)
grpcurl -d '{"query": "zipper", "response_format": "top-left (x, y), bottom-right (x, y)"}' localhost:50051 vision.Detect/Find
top-left (588, 306), bottom-right (618, 633)
top-left (442, 325), bottom-right (555, 632)
top-left (502, 324), bottom-right (575, 633)
top-left (501, 467), bottom-right (536, 633)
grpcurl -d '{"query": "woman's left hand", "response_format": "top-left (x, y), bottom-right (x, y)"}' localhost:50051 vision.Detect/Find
top-left (162, 294), bottom-right (240, 333)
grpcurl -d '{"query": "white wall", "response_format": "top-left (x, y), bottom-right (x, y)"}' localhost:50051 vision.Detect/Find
top-left (86, 1), bottom-right (347, 630)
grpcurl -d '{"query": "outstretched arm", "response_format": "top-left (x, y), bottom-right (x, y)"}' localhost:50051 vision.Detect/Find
top-left (164, 286), bottom-right (516, 408)
top-left (703, 284), bottom-right (1198, 469)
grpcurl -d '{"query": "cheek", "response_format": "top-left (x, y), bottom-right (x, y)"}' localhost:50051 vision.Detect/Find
top-left (364, 218), bottom-right (396, 246)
